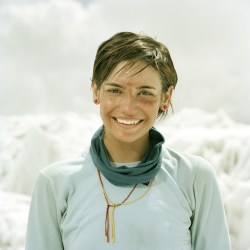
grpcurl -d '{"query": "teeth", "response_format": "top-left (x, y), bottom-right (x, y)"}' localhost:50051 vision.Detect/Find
top-left (116, 118), bottom-right (140, 125)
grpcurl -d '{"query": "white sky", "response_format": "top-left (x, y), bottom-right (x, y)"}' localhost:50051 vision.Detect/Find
top-left (0, 0), bottom-right (249, 123)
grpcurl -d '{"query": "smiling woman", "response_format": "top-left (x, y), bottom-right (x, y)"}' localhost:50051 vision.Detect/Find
top-left (25, 32), bottom-right (231, 250)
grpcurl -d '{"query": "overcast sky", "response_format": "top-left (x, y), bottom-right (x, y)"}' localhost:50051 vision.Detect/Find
top-left (0, 0), bottom-right (249, 123)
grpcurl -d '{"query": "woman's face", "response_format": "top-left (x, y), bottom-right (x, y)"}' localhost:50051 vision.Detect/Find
top-left (92, 60), bottom-right (172, 146)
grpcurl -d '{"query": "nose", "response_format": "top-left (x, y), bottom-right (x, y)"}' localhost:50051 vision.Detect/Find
top-left (119, 93), bottom-right (137, 115)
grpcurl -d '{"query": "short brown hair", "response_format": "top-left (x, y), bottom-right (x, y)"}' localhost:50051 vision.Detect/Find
top-left (91, 31), bottom-right (178, 117)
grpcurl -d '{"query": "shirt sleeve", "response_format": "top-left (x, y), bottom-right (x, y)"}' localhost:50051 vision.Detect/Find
top-left (25, 173), bottom-right (64, 250)
top-left (190, 158), bottom-right (231, 250)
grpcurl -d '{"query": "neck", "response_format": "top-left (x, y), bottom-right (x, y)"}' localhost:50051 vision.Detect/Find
top-left (103, 134), bottom-right (150, 163)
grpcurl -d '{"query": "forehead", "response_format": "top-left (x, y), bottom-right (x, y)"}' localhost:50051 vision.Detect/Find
top-left (106, 60), bottom-right (162, 86)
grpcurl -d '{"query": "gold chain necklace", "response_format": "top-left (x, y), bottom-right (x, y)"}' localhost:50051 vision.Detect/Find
top-left (97, 169), bottom-right (155, 243)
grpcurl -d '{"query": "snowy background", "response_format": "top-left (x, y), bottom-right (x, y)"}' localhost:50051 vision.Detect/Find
top-left (0, 0), bottom-right (250, 249)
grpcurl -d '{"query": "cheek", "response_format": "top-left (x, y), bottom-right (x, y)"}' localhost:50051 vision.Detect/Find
top-left (139, 98), bottom-right (161, 114)
top-left (99, 95), bottom-right (117, 114)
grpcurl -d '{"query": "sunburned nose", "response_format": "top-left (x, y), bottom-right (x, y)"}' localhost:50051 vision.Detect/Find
top-left (119, 94), bottom-right (138, 115)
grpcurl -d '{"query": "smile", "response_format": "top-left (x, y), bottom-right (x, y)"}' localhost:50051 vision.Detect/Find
top-left (115, 118), bottom-right (141, 125)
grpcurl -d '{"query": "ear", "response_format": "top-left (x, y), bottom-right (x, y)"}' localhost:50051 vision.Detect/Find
top-left (92, 82), bottom-right (100, 105)
top-left (161, 86), bottom-right (173, 111)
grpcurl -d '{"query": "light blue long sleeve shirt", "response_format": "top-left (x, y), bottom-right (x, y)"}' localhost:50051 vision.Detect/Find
top-left (25, 147), bottom-right (231, 250)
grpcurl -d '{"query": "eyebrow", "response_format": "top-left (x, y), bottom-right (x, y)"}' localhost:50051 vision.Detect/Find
top-left (137, 85), bottom-right (156, 90)
top-left (104, 83), bottom-right (156, 90)
top-left (105, 83), bottom-right (123, 88)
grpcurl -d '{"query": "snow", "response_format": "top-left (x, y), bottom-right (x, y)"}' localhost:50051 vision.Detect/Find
top-left (0, 109), bottom-right (250, 250)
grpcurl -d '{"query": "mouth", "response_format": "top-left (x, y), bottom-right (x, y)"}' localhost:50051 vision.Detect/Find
top-left (113, 117), bottom-right (142, 126)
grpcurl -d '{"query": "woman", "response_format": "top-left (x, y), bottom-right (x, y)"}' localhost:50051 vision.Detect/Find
top-left (25, 32), bottom-right (231, 250)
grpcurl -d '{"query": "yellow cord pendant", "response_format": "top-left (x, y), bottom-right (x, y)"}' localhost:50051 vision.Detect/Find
top-left (110, 204), bottom-right (116, 242)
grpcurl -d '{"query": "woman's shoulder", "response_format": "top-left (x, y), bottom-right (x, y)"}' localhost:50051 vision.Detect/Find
top-left (31, 151), bottom-right (94, 207)
top-left (162, 147), bottom-right (219, 210)
top-left (39, 150), bottom-right (92, 180)
top-left (162, 147), bottom-right (217, 183)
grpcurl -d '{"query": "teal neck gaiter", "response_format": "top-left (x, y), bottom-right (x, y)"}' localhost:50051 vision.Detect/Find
top-left (90, 126), bottom-right (165, 186)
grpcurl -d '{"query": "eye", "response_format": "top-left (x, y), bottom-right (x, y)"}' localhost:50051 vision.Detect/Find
top-left (107, 88), bottom-right (122, 94)
top-left (138, 90), bottom-right (153, 96)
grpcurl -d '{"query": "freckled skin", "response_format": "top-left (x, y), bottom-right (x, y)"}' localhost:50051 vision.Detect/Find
top-left (92, 60), bottom-right (172, 162)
